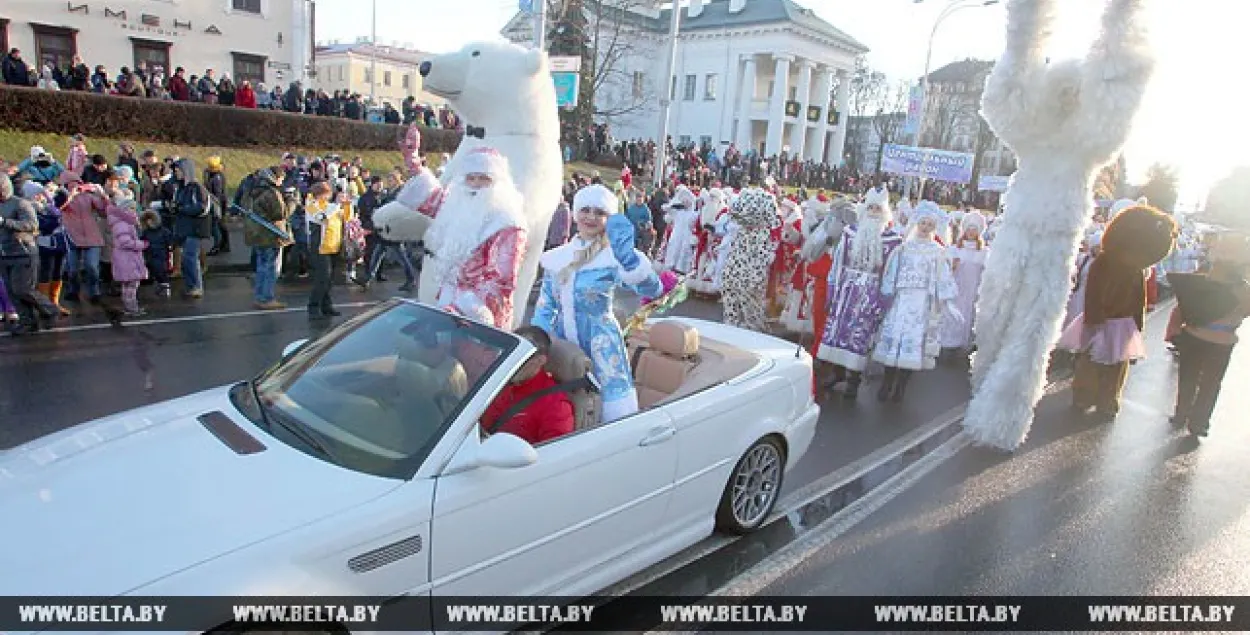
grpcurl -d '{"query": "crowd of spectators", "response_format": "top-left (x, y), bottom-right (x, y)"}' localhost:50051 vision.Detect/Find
top-left (1, 47), bottom-right (463, 131)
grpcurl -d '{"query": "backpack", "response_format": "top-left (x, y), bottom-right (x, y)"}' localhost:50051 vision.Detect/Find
top-left (176, 182), bottom-right (211, 218)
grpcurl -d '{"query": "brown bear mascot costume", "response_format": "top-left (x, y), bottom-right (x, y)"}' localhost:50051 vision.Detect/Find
top-left (1060, 205), bottom-right (1178, 420)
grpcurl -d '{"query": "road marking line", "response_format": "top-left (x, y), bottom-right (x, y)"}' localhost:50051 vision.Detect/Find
top-left (643, 432), bottom-right (973, 635)
top-left (0, 302), bottom-right (382, 336)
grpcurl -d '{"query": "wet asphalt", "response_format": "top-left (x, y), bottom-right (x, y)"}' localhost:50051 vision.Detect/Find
top-left (751, 303), bottom-right (1250, 599)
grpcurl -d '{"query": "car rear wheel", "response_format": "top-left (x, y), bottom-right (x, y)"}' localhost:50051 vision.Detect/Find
top-left (715, 436), bottom-right (785, 534)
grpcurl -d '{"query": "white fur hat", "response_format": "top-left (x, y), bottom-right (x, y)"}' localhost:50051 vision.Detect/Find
top-left (911, 200), bottom-right (944, 226)
top-left (665, 185), bottom-right (696, 211)
top-left (864, 186), bottom-right (890, 211)
top-left (1109, 196), bottom-right (1147, 218)
top-left (459, 147), bottom-right (510, 179)
top-left (573, 184), bottom-right (618, 214)
top-left (961, 211), bottom-right (987, 234)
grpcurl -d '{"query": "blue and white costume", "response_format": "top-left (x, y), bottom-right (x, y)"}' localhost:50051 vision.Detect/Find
top-left (533, 185), bottom-right (663, 423)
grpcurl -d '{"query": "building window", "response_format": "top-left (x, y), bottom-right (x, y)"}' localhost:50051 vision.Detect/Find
top-left (670, 75), bottom-right (676, 100)
top-left (31, 24), bottom-right (77, 72)
top-left (767, 80), bottom-right (774, 97)
top-left (683, 74), bottom-right (695, 101)
top-left (632, 71), bottom-right (643, 98)
top-left (788, 85), bottom-right (797, 100)
top-left (402, 74), bottom-right (410, 89)
top-left (131, 38), bottom-right (171, 76)
top-left (0, 19), bottom-right (8, 54)
top-left (232, 0), bottom-right (262, 13)
top-left (700, 135), bottom-right (712, 147)
top-left (679, 135), bottom-right (691, 146)
top-left (383, 70), bottom-right (391, 86)
top-left (704, 73), bottom-right (717, 100)
top-left (231, 52), bottom-right (266, 86)
top-left (364, 68), bottom-right (372, 84)
top-left (339, 65), bottom-right (345, 81)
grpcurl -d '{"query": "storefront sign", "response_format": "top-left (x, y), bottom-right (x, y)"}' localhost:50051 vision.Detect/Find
top-left (67, 3), bottom-right (222, 36)
top-left (806, 105), bottom-right (821, 123)
top-left (880, 144), bottom-right (975, 184)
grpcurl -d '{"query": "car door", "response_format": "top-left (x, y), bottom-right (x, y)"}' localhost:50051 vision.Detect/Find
top-left (428, 407), bottom-right (679, 597)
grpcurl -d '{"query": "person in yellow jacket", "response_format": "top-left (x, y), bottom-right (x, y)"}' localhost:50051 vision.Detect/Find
top-left (304, 181), bottom-right (353, 319)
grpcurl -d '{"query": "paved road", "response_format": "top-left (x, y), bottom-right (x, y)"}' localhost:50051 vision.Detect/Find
top-left (757, 307), bottom-right (1250, 598)
top-left (0, 273), bottom-right (973, 502)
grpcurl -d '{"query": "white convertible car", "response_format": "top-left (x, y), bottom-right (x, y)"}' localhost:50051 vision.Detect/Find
top-left (2, 299), bottom-right (818, 617)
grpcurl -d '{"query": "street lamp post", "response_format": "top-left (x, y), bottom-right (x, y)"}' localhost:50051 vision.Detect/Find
top-left (904, 0), bottom-right (998, 200)
top-left (369, 0), bottom-right (377, 107)
top-left (653, 0), bottom-right (681, 188)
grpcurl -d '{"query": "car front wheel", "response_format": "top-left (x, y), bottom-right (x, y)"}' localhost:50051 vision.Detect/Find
top-left (715, 435), bottom-right (785, 534)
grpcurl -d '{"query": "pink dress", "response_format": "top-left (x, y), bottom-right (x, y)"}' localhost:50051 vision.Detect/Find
top-left (1056, 314), bottom-right (1146, 364)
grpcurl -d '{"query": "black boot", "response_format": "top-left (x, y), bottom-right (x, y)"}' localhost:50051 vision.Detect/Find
top-left (877, 367), bottom-right (896, 402)
top-left (891, 369), bottom-right (912, 403)
top-left (843, 372), bottom-right (861, 399)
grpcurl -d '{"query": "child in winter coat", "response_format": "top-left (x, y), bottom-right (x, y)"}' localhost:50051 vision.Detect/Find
top-left (107, 200), bottom-right (149, 316)
top-left (66, 134), bottom-right (89, 177)
top-left (140, 209), bottom-right (173, 297)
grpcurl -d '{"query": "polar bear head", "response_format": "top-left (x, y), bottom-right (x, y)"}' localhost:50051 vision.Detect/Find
top-left (419, 40), bottom-right (558, 136)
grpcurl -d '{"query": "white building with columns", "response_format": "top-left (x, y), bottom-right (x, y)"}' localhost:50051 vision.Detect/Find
top-left (501, 0), bottom-right (867, 165)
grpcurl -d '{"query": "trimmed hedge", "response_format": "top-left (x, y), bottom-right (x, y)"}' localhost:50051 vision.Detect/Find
top-left (0, 85), bottom-right (460, 153)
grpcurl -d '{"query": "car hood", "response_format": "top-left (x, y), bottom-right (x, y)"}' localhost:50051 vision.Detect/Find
top-left (0, 387), bottom-right (399, 596)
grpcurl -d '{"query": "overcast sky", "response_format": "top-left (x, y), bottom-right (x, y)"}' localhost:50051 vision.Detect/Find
top-left (316, 0), bottom-right (1235, 207)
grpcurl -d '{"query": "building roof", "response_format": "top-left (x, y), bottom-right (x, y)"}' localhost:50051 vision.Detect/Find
top-left (315, 42), bottom-right (432, 67)
top-left (503, 0), bottom-right (867, 53)
top-left (925, 59), bottom-right (994, 84)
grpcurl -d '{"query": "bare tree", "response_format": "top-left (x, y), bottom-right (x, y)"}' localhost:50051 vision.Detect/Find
top-left (842, 56), bottom-right (886, 172)
top-left (581, 0), bottom-right (660, 120)
top-left (924, 85), bottom-right (973, 150)
top-left (871, 81), bottom-right (910, 176)
top-left (970, 113), bottom-right (999, 186)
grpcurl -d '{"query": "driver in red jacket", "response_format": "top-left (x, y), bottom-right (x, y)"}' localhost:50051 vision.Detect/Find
top-left (479, 326), bottom-right (576, 445)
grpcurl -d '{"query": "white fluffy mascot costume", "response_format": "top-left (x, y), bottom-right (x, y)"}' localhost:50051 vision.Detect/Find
top-left (962, 0), bottom-right (1155, 451)
top-left (372, 40), bottom-right (562, 328)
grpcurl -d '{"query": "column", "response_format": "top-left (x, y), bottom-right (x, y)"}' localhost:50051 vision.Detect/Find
top-left (807, 66), bottom-right (834, 162)
top-left (790, 59), bottom-right (814, 160)
top-left (830, 68), bottom-right (851, 167)
top-left (719, 57), bottom-right (741, 146)
top-left (764, 54), bottom-right (792, 156)
top-left (735, 54), bottom-right (758, 149)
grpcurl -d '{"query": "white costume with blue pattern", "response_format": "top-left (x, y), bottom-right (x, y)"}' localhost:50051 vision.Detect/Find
top-left (533, 239), bottom-right (662, 422)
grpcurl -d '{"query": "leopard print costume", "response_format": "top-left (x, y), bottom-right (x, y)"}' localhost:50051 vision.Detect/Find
top-left (721, 188), bottom-right (781, 330)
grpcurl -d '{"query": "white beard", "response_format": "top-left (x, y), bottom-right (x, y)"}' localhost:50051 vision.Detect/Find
top-left (423, 183), bottom-right (521, 287)
top-left (850, 217), bottom-right (886, 271)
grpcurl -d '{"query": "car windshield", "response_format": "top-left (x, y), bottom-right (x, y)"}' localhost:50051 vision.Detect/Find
top-left (236, 300), bottom-right (519, 478)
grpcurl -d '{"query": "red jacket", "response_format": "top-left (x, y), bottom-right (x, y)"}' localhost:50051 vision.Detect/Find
top-left (480, 371), bottom-right (575, 445)
top-left (236, 85), bottom-right (257, 108)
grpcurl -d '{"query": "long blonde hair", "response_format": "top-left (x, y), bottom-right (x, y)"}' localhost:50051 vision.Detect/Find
top-left (559, 234), bottom-right (609, 285)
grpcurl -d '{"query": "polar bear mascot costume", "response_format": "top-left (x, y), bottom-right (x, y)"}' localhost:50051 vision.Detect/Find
top-left (372, 40), bottom-right (562, 328)
top-left (962, 0), bottom-right (1156, 451)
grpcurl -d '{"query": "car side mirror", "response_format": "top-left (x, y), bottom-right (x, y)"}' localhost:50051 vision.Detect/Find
top-left (281, 338), bottom-right (309, 359)
top-left (444, 432), bottom-right (537, 475)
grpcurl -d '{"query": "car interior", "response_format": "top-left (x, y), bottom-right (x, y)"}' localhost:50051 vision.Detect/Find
top-left (516, 320), bottom-right (764, 434)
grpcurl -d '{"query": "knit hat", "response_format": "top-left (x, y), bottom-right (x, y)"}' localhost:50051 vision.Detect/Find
top-left (573, 184), bottom-right (618, 214)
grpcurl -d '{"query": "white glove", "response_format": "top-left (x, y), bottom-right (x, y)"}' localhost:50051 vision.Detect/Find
top-left (944, 302), bottom-right (964, 325)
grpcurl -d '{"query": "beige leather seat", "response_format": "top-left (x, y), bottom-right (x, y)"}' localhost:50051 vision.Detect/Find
top-left (634, 321), bottom-right (699, 410)
top-left (545, 337), bottom-right (602, 431)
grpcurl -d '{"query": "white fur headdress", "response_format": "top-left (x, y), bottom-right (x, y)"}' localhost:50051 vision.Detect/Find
top-left (858, 186), bottom-right (893, 224)
top-left (459, 146), bottom-right (509, 178)
top-left (961, 211), bottom-right (988, 234)
top-left (911, 200), bottom-right (944, 226)
top-left (665, 185), bottom-right (696, 211)
top-left (573, 184), bottom-right (618, 214)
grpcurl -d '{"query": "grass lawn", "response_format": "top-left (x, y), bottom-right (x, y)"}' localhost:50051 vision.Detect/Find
top-left (1, 128), bottom-right (619, 193)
